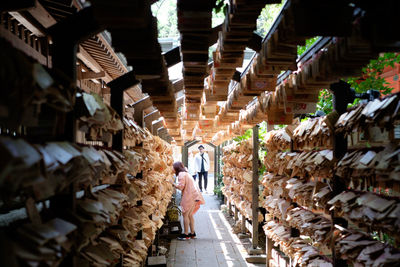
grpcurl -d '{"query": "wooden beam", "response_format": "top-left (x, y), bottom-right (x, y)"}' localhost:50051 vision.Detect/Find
top-left (125, 85), bottom-right (144, 102)
top-left (152, 120), bottom-right (164, 135)
top-left (78, 70), bottom-right (106, 80)
top-left (107, 71), bottom-right (140, 92)
top-left (158, 127), bottom-right (168, 135)
top-left (132, 96), bottom-right (153, 110)
top-left (247, 32), bottom-right (262, 52)
top-left (144, 110), bottom-right (161, 130)
top-left (77, 45), bottom-right (113, 82)
top-left (164, 46), bottom-right (181, 68)
top-left (0, 0), bottom-right (35, 12)
top-left (48, 6), bottom-right (103, 44)
top-left (173, 79), bottom-right (184, 93)
top-left (8, 10), bottom-right (46, 37)
top-left (157, 127), bottom-right (169, 141)
top-left (126, 58), bottom-right (163, 79)
top-left (131, 96), bottom-right (153, 127)
top-left (27, 0), bottom-right (57, 28)
top-left (0, 27), bottom-right (47, 65)
top-left (96, 33), bottom-right (129, 73)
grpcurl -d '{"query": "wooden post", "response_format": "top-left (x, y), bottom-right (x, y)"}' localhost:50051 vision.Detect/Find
top-left (182, 146), bottom-right (188, 169)
top-left (330, 81), bottom-right (350, 267)
top-left (51, 31), bottom-right (78, 143)
top-left (266, 237), bottom-right (273, 267)
top-left (217, 145), bottom-right (221, 178)
top-left (110, 88), bottom-right (124, 151)
top-left (48, 6), bottom-right (103, 142)
top-left (228, 200), bottom-right (233, 216)
top-left (107, 71), bottom-right (140, 152)
top-left (234, 205), bottom-right (238, 222)
top-left (252, 125), bottom-right (259, 249)
top-left (214, 144), bottom-right (218, 187)
top-left (241, 214), bottom-right (246, 234)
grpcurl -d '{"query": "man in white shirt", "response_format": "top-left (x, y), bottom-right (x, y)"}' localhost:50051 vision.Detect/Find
top-left (194, 145), bottom-right (210, 192)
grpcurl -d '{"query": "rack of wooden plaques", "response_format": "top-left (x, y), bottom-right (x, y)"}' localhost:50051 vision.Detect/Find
top-left (222, 126), bottom-right (263, 251)
top-left (260, 93), bottom-right (400, 266)
top-left (0, 8), bottom-right (175, 267)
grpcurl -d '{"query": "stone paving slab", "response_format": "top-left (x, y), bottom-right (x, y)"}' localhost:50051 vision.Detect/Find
top-left (167, 194), bottom-right (264, 267)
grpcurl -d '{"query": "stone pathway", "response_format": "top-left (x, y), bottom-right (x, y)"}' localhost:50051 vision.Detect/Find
top-left (167, 194), bottom-right (264, 267)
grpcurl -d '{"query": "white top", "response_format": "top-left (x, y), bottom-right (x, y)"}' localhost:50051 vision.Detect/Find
top-left (187, 155), bottom-right (196, 175)
top-left (194, 152), bottom-right (210, 172)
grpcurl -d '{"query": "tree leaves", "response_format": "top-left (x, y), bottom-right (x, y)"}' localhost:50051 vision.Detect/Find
top-left (347, 52), bottom-right (400, 96)
top-left (316, 89), bottom-right (333, 114)
top-left (213, 0), bottom-right (226, 14)
top-left (233, 129), bottom-right (252, 142)
top-left (316, 53), bottom-right (399, 116)
top-left (297, 36), bottom-right (320, 56)
top-left (255, 4), bottom-right (283, 37)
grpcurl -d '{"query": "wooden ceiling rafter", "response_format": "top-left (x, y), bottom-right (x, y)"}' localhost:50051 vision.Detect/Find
top-left (179, 0), bottom-right (273, 142)
top-left (6, 0), bottom-right (182, 141)
top-left (44, 0), bottom-right (167, 134)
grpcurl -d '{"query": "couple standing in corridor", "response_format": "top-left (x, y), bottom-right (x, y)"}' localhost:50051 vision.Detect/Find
top-left (188, 145), bottom-right (210, 193)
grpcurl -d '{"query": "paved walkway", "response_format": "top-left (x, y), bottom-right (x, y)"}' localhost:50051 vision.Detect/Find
top-left (167, 194), bottom-right (263, 267)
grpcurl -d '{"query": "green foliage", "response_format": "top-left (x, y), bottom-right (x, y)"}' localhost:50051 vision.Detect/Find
top-left (259, 121), bottom-right (268, 140)
top-left (259, 163), bottom-right (266, 177)
top-left (316, 89), bottom-right (333, 114)
top-left (347, 53), bottom-right (400, 96)
top-left (313, 53), bottom-right (399, 115)
top-left (213, 186), bottom-right (222, 196)
top-left (151, 0), bottom-right (179, 38)
top-left (258, 149), bottom-right (267, 176)
top-left (255, 3), bottom-right (283, 37)
top-left (275, 124), bottom-right (286, 129)
top-left (213, 0), bottom-right (226, 14)
top-left (212, 1), bottom-right (226, 27)
top-left (371, 231), bottom-right (396, 247)
top-left (233, 128), bottom-right (252, 142)
top-left (214, 173), bottom-right (224, 197)
top-left (297, 36), bottom-right (320, 56)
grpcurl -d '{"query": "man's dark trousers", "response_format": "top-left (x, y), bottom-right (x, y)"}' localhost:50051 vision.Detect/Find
top-left (198, 171), bottom-right (208, 191)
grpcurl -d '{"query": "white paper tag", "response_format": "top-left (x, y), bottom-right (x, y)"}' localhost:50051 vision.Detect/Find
top-left (394, 124), bottom-right (400, 139)
top-left (359, 151), bottom-right (376, 165)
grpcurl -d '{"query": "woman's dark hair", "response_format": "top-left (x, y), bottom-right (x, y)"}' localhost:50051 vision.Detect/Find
top-left (173, 161), bottom-right (187, 176)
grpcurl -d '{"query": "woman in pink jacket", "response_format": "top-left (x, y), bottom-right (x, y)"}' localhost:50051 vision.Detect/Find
top-left (173, 162), bottom-right (205, 240)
